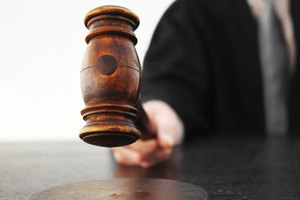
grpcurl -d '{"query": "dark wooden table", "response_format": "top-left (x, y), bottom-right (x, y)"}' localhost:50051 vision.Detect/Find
top-left (1, 135), bottom-right (300, 200)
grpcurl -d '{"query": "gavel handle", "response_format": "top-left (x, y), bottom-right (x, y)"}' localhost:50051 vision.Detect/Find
top-left (136, 101), bottom-right (157, 140)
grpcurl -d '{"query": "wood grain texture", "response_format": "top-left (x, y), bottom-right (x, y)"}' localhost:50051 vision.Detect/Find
top-left (80, 6), bottom-right (155, 147)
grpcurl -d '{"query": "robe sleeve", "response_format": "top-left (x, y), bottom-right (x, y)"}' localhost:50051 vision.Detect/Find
top-left (141, 0), bottom-right (213, 138)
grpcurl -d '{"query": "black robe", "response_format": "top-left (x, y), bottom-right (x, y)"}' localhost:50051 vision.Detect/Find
top-left (141, 0), bottom-right (300, 138)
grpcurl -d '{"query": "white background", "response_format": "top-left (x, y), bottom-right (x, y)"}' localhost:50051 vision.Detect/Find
top-left (0, 0), bottom-right (174, 142)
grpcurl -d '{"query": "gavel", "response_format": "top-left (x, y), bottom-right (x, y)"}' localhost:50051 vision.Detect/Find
top-left (80, 5), bottom-right (156, 147)
top-left (28, 8), bottom-right (208, 200)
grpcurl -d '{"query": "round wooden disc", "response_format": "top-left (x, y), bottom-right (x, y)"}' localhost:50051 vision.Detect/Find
top-left (27, 178), bottom-right (208, 200)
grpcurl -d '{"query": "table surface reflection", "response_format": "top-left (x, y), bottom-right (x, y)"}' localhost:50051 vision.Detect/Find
top-left (1, 135), bottom-right (300, 200)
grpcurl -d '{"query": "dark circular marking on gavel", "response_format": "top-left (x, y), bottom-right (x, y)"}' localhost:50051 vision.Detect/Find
top-left (96, 55), bottom-right (118, 75)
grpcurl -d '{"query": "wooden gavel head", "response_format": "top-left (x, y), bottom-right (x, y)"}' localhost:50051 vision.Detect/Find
top-left (80, 6), bottom-right (145, 147)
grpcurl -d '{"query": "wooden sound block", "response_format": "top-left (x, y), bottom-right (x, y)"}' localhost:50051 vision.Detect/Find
top-left (26, 178), bottom-right (208, 200)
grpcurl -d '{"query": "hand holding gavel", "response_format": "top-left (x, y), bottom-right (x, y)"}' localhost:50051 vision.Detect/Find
top-left (80, 6), bottom-right (183, 167)
top-left (113, 100), bottom-right (184, 168)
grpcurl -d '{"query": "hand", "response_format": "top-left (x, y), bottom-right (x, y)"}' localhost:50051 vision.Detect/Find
top-left (112, 100), bottom-right (184, 168)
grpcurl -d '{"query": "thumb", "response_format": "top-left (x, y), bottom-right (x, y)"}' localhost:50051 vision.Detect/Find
top-left (157, 128), bottom-right (176, 149)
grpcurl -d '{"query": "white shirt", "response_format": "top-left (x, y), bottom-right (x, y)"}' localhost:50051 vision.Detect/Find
top-left (247, 0), bottom-right (296, 72)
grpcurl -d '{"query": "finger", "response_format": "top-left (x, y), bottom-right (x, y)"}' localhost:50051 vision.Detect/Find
top-left (112, 148), bottom-right (142, 166)
top-left (140, 147), bottom-right (173, 168)
top-left (113, 142), bottom-right (172, 168)
top-left (120, 139), bottom-right (158, 155)
top-left (156, 122), bottom-right (177, 149)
